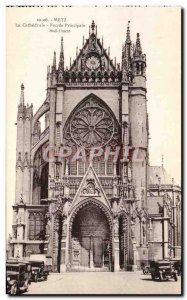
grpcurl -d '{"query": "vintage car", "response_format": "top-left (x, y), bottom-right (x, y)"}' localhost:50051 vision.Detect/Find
top-left (150, 260), bottom-right (178, 281)
top-left (6, 261), bottom-right (32, 295)
top-left (30, 254), bottom-right (52, 282)
top-left (170, 258), bottom-right (181, 276)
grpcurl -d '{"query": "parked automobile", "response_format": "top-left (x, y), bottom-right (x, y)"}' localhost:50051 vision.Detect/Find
top-left (150, 260), bottom-right (178, 281)
top-left (29, 254), bottom-right (52, 282)
top-left (6, 261), bottom-right (32, 295)
top-left (170, 258), bottom-right (181, 276)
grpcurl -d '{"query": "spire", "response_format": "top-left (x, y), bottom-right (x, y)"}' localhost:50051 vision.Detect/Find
top-left (134, 33), bottom-right (142, 58)
top-left (91, 20), bottom-right (96, 33)
top-left (76, 46), bottom-right (78, 57)
top-left (51, 51), bottom-right (57, 85)
top-left (126, 20), bottom-right (131, 43)
top-left (47, 65), bottom-right (51, 89)
top-left (61, 36), bottom-right (64, 53)
top-left (108, 46), bottom-right (110, 57)
top-left (121, 21), bottom-right (132, 82)
top-left (82, 36), bottom-right (84, 47)
top-left (20, 83), bottom-right (24, 105)
top-left (132, 32), bottom-right (146, 77)
top-left (52, 51), bottom-right (56, 71)
top-left (57, 38), bottom-right (64, 83)
top-left (162, 154), bottom-right (164, 168)
top-left (76, 46), bottom-right (78, 69)
top-left (101, 36), bottom-right (103, 55)
top-left (65, 159), bottom-right (69, 176)
top-left (58, 37), bottom-right (64, 71)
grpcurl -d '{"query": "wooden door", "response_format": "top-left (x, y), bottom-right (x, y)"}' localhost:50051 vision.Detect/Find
top-left (93, 237), bottom-right (103, 267)
top-left (80, 237), bottom-right (90, 267)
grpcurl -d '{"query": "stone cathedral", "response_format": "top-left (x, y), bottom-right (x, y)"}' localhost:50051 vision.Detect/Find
top-left (9, 21), bottom-right (181, 272)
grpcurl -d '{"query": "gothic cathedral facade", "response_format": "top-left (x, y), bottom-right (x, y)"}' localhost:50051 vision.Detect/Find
top-left (10, 21), bottom-right (181, 272)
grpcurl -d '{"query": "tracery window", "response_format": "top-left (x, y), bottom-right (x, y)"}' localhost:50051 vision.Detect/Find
top-left (29, 212), bottom-right (45, 240)
top-left (65, 96), bottom-right (119, 148)
top-left (32, 142), bottom-right (49, 205)
top-left (40, 163), bottom-right (49, 200)
top-left (64, 95), bottom-right (119, 176)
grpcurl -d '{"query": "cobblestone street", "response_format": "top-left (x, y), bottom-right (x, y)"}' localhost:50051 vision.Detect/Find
top-left (25, 272), bottom-right (182, 295)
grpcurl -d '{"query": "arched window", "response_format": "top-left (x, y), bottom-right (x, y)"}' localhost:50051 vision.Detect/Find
top-left (32, 142), bottom-right (49, 204)
top-left (29, 212), bottom-right (45, 240)
top-left (64, 94), bottom-right (120, 176)
top-left (40, 163), bottom-right (49, 200)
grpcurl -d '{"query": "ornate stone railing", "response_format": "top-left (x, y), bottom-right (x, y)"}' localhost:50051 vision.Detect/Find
top-left (149, 184), bottom-right (181, 191)
top-left (49, 176), bottom-right (82, 198)
top-left (49, 176), bottom-right (135, 201)
top-left (65, 82), bottom-right (121, 88)
top-left (49, 177), bottom-right (64, 191)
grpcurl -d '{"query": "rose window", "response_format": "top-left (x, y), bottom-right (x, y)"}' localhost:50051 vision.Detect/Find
top-left (64, 97), bottom-right (119, 148)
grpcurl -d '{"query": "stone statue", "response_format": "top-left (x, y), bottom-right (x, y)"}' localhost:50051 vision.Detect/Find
top-left (113, 218), bottom-right (119, 236)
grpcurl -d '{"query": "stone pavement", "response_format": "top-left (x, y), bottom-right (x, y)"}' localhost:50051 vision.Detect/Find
top-left (25, 271), bottom-right (182, 295)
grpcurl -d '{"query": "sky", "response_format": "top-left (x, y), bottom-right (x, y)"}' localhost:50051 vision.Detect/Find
top-left (6, 6), bottom-right (181, 234)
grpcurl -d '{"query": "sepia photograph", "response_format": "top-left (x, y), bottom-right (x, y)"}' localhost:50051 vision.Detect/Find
top-left (6, 6), bottom-right (182, 295)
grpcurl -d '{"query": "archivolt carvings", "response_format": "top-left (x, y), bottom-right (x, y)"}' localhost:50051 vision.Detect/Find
top-left (64, 95), bottom-right (119, 148)
top-left (69, 199), bottom-right (113, 231)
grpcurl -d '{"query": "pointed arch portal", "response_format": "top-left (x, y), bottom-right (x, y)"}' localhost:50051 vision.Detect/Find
top-left (69, 200), bottom-right (113, 271)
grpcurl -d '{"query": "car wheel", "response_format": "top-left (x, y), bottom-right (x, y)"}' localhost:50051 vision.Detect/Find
top-left (174, 273), bottom-right (178, 282)
top-left (158, 274), bottom-right (162, 281)
top-left (10, 283), bottom-right (18, 295)
top-left (151, 274), bottom-right (155, 280)
top-left (24, 279), bottom-right (29, 291)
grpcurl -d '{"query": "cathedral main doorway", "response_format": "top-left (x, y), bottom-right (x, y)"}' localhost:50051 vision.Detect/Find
top-left (70, 203), bottom-right (111, 271)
